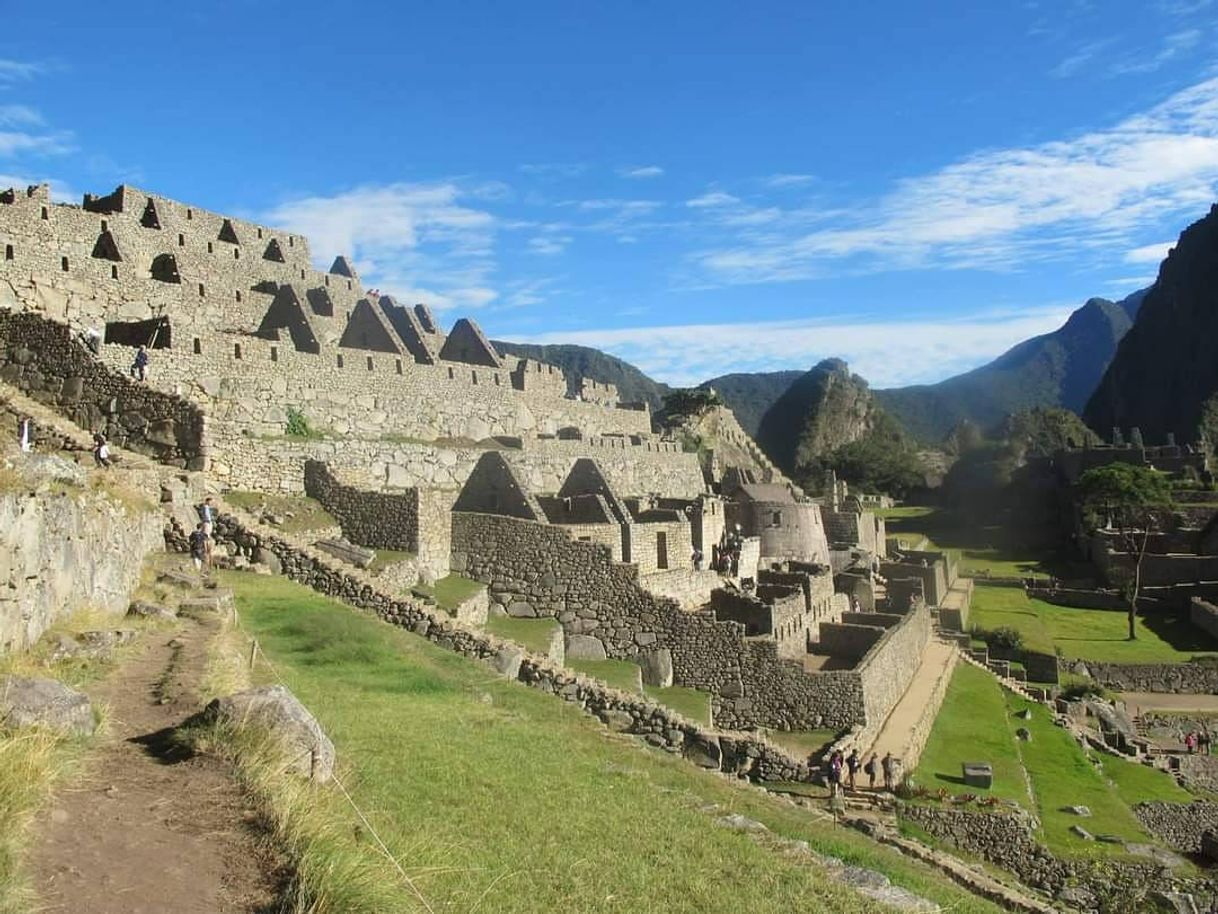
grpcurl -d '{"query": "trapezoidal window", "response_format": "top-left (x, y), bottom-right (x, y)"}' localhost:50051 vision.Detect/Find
top-left (150, 253), bottom-right (182, 283)
top-left (218, 219), bottom-right (240, 244)
top-left (263, 239), bottom-right (286, 262)
top-left (140, 198), bottom-right (161, 229)
top-left (91, 230), bottom-right (122, 262)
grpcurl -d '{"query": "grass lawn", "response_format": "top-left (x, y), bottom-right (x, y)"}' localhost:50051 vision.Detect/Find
top-left (366, 549), bottom-right (416, 576)
top-left (416, 573), bottom-right (484, 611)
top-left (971, 584), bottom-right (1218, 663)
top-left (762, 729), bottom-right (841, 761)
top-left (1003, 691), bottom-right (1161, 857)
top-left (874, 506), bottom-right (937, 520)
top-left (881, 507), bottom-right (1054, 578)
top-left (645, 684), bottom-right (712, 726)
top-left (568, 657), bottom-right (642, 693)
top-left (1101, 755), bottom-right (1193, 807)
top-left (914, 663), bottom-right (1028, 805)
top-left (223, 491), bottom-right (338, 536)
top-left (223, 572), bottom-right (1003, 914)
top-left (483, 615), bottom-right (560, 654)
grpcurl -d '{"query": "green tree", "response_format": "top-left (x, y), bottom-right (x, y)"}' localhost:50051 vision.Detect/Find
top-left (1077, 463), bottom-right (1173, 640)
top-left (1200, 391), bottom-right (1218, 464)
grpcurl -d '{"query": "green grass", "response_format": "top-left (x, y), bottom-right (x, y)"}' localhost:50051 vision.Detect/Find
top-left (881, 506), bottom-right (1055, 578)
top-left (1101, 755), bottom-right (1193, 807)
top-left (223, 491), bottom-right (338, 535)
top-left (762, 729), bottom-right (841, 761)
top-left (970, 584), bottom-right (1218, 663)
top-left (568, 658), bottom-right (642, 693)
top-left (874, 506), bottom-right (936, 520)
top-left (483, 615), bottom-right (561, 654)
top-left (221, 572), bottom-right (1004, 914)
top-left (366, 549), bottom-right (416, 576)
top-left (413, 574), bottom-right (484, 612)
top-left (914, 663), bottom-right (1028, 805)
top-left (645, 684), bottom-right (712, 726)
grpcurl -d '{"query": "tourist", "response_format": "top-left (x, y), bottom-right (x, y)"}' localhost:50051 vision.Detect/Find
top-left (131, 345), bottom-right (149, 381)
top-left (92, 432), bottom-right (110, 468)
top-left (692, 548), bottom-right (703, 570)
top-left (1201, 731), bottom-right (1212, 756)
top-left (846, 749), bottom-right (861, 790)
top-left (882, 752), bottom-right (897, 792)
top-left (1186, 731), bottom-right (1197, 754)
top-left (864, 753), bottom-right (878, 790)
top-left (16, 415), bottom-right (32, 453)
top-left (827, 750), bottom-right (844, 797)
top-left (197, 497), bottom-right (216, 537)
top-left (188, 523), bottom-right (209, 574)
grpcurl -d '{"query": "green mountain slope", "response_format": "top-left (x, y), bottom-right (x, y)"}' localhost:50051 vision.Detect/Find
top-left (1085, 204), bottom-right (1218, 443)
top-left (492, 340), bottom-right (671, 411)
top-left (875, 291), bottom-right (1144, 443)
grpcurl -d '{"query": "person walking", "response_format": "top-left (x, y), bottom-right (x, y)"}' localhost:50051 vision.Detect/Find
top-left (196, 497), bottom-right (216, 537)
top-left (92, 432), bottom-right (111, 468)
top-left (882, 752), bottom-right (897, 792)
top-left (864, 753), bottom-right (878, 790)
top-left (846, 749), bottom-right (861, 791)
top-left (131, 345), bottom-right (149, 381)
top-left (16, 415), bottom-right (32, 453)
top-left (188, 523), bottom-right (209, 574)
top-left (828, 750), bottom-right (844, 797)
top-left (1186, 731), bottom-right (1197, 754)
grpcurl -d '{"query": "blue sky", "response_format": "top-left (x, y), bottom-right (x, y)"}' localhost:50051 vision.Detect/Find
top-left (3, 0), bottom-right (1218, 387)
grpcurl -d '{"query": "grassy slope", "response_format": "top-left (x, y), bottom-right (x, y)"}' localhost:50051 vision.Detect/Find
top-left (226, 572), bottom-right (1002, 914)
top-left (915, 662), bottom-right (1180, 859)
top-left (970, 584), bottom-right (1218, 663)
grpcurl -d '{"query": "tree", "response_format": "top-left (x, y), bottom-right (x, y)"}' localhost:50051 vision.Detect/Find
top-left (1077, 463), bottom-right (1173, 640)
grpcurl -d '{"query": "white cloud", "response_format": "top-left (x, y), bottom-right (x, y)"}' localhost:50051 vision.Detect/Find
top-left (264, 181), bottom-right (500, 311)
top-left (0, 129), bottom-right (72, 157)
top-left (764, 173), bottom-right (816, 187)
top-left (690, 76), bottom-right (1218, 284)
top-left (517, 305), bottom-right (1076, 388)
top-left (0, 60), bottom-right (43, 85)
top-left (528, 234), bottom-right (572, 255)
top-left (619, 165), bottom-right (664, 178)
top-left (1050, 39), bottom-right (1114, 79)
top-left (1111, 28), bottom-right (1203, 75)
top-left (686, 191), bottom-right (740, 208)
top-left (1124, 240), bottom-right (1174, 263)
top-left (0, 105), bottom-right (42, 127)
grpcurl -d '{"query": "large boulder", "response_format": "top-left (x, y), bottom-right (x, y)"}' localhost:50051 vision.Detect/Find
top-left (565, 634), bottom-right (607, 661)
top-left (50, 629), bottom-right (137, 661)
top-left (1, 675), bottom-right (95, 736)
top-left (202, 685), bottom-right (335, 782)
top-left (639, 648), bottom-right (673, 687)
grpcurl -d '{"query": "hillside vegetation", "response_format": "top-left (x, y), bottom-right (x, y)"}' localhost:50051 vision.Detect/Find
top-left (223, 571), bottom-right (1004, 914)
top-left (492, 340), bottom-right (671, 412)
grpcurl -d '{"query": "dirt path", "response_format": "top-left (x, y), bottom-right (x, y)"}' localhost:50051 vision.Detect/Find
top-left (1121, 692), bottom-right (1218, 717)
top-left (28, 612), bottom-right (282, 914)
top-left (864, 637), bottom-right (958, 768)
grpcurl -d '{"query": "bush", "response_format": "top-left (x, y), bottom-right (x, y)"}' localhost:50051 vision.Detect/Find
top-left (285, 407), bottom-right (314, 439)
top-left (1061, 680), bottom-right (1106, 701)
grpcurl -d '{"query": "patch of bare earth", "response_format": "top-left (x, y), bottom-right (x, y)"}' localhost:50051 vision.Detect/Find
top-left (28, 614), bottom-right (284, 913)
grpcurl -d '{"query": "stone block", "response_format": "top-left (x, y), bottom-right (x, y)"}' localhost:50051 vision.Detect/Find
top-left (506, 601), bottom-right (536, 618)
top-left (314, 537), bottom-right (375, 568)
top-left (565, 634), bottom-right (607, 661)
top-left (0, 675), bottom-right (95, 736)
top-left (639, 648), bottom-right (674, 687)
top-left (492, 644), bottom-right (525, 680)
top-left (962, 762), bottom-right (993, 789)
top-left (202, 685), bottom-right (335, 782)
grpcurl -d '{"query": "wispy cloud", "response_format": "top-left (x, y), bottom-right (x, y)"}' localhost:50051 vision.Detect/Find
top-left (527, 234), bottom-right (572, 255)
top-left (764, 173), bottom-right (816, 188)
top-left (0, 59), bottom-right (43, 85)
top-left (1111, 28), bottom-right (1203, 75)
top-left (1124, 240), bottom-right (1174, 263)
top-left (264, 181), bottom-right (501, 311)
top-left (515, 305), bottom-right (1077, 388)
top-left (0, 105), bottom-right (42, 127)
top-left (1050, 39), bottom-right (1114, 79)
top-left (619, 165), bottom-right (664, 179)
top-left (689, 76), bottom-right (1218, 285)
top-left (686, 191), bottom-right (740, 208)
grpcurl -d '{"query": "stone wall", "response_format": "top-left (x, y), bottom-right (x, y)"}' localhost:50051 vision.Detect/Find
top-left (857, 603), bottom-right (932, 741)
top-left (303, 459), bottom-right (418, 551)
top-left (0, 311), bottom-right (206, 467)
top-left (1192, 597), bottom-right (1218, 641)
top-left (817, 622), bottom-right (886, 660)
top-left (1081, 659), bottom-right (1218, 693)
top-left (1, 455), bottom-right (163, 653)
top-left (450, 511), bottom-right (877, 731)
top-left (207, 513), bottom-right (811, 784)
top-left (637, 568), bottom-right (720, 609)
top-left (1134, 800), bottom-right (1218, 853)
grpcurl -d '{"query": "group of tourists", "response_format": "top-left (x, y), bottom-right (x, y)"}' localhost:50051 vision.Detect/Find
top-left (716, 524), bottom-right (745, 575)
top-left (189, 497), bottom-right (217, 574)
top-left (1184, 730), bottom-right (1212, 754)
top-left (824, 748), bottom-right (899, 795)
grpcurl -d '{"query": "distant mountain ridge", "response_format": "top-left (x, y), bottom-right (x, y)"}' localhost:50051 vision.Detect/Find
top-left (874, 290), bottom-right (1146, 443)
top-left (1085, 204), bottom-right (1218, 443)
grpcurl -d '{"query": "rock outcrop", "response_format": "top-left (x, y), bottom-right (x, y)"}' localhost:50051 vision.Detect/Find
top-left (0, 675), bottom-right (95, 736)
top-left (1085, 204), bottom-right (1218, 443)
top-left (201, 685), bottom-right (335, 782)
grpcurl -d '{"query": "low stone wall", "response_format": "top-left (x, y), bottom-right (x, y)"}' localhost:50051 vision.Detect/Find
top-left (817, 621), bottom-right (885, 660)
top-left (1, 456), bottom-right (163, 653)
top-left (901, 803), bottom-right (1209, 908)
top-left (1135, 800), bottom-right (1218, 852)
top-left (1179, 754), bottom-right (1218, 795)
top-left (208, 513), bottom-right (811, 784)
top-left (1192, 597), bottom-right (1218, 641)
top-left (303, 459), bottom-right (417, 551)
top-left (0, 311), bottom-right (206, 468)
top-left (637, 568), bottom-right (720, 609)
top-left (857, 603), bottom-right (932, 746)
top-left (1081, 659), bottom-right (1218, 694)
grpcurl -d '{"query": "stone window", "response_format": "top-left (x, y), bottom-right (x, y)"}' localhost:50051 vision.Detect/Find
top-left (178, 234), bottom-right (185, 246)
top-left (198, 283), bottom-right (205, 297)
top-left (656, 532), bottom-right (669, 570)
top-left (257, 228), bottom-right (263, 239)
top-left (336, 354), bottom-right (344, 368)
top-left (150, 253), bottom-right (181, 284)
top-left (233, 343), bottom-right (242, 360)
top-left (366, 356), bottom-right (374, 371)
top-left (270, 346), bottom-right (278, 362)
top-left (40, 206), bottom-right (48, 220)
top-left (395, 359), bottom-right (402, 375)
top-left (105, 318), bottom-right (170, 348)
top-left (494, 373), bottom-right (500, 386)
top-left (5, 244), bottom-right (13, 261)
top-left (347, 280), bottom-right (352, 291)
top-left (471, 370), bottom-right (478, 384)
top-left (300, 269), bottom-right (306, 279)
top-left (186, 208), bottom-right (193, 220)
top-left (234, 248), bottom-right (240, 260)
top-left (447, 367), bottom-right (454, 379)
top-left (772, 510), bottom-right (782, 527)
top-left (101, 219), bottom-right (107, 231)
top-left (193, 338), bottom-right (201, 354)
top-left (60, 256), bottom-right (68, 271)
top-left (324, 274), bottom-right (330, 286)
top-left (207, 242), bottom-right (214, 253)
top-left (288, 236), bottom-right (294, 247)
top-left (111, 265), bottom-right (118, 280)
top-left (235, 290), bottom-right (242, 302)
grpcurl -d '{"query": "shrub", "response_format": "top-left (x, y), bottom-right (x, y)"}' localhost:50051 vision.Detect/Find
top-left (985, 626), bottom-right (1024, 652)
top-left (285, 407), bottom-right (314, 439)
top-left (1061, 680), bottom-right (1105, 701)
